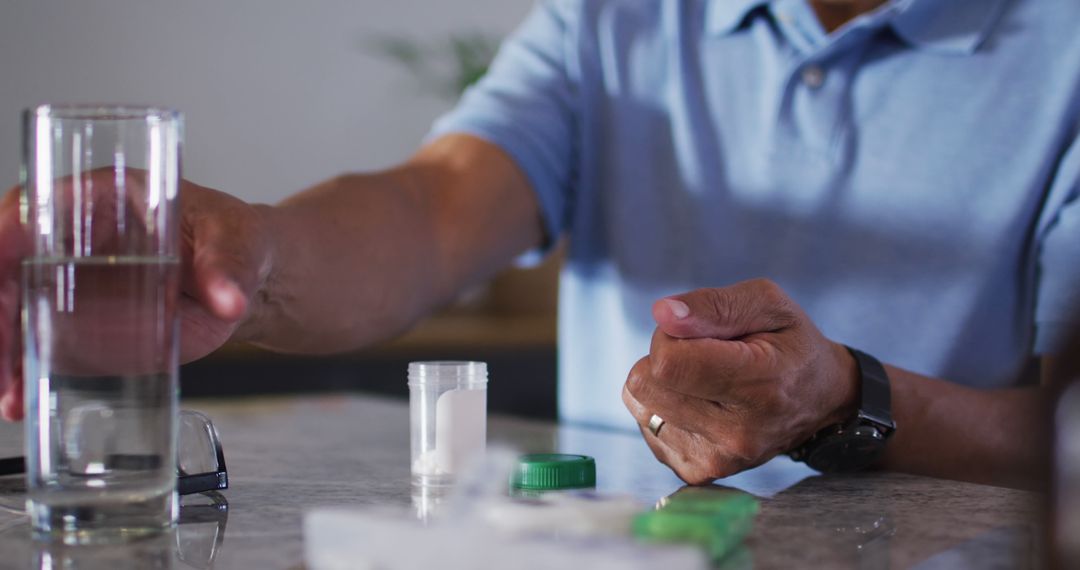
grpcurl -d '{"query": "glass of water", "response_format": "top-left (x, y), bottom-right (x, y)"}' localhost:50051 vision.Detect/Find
top-left (21, 104), bottom-right (182, 543)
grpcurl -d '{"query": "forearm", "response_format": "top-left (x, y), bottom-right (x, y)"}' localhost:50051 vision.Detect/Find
top-left (235, 135), bottom-right (542, 354)
top-left (235, 170), bottom-right (436, 353)
top-left (878, 365), bottom-right (1047, 489)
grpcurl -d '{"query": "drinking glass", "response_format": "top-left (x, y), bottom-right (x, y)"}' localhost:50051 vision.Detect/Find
top-left (0, 409), bottom-right (229, 515)
top-left (21, 104), bottom-right (183, 543)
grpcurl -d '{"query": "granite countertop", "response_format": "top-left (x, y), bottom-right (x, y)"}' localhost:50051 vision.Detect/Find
top-left (0, 394), bottom-right (1043, 569)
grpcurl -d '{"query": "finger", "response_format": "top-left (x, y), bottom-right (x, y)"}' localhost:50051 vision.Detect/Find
top-left (624, 356), bottom-right (732, 438)
top-left (187, 249), bottom-right (249, 322)
top-left (0, 357), bottom-right (23, 422)
top-left (635, 423), bottom-right (680, 476)
top-left (181, 215), bottom-right (258, 323)
top-left (647, 328), bottom-right (774, 401)
top-left (176, 296), bottom-right (238, 363)
top-left (652, 278), bottom-right (800, 340)
top-left (622, 362), bottom-right (701, 443)
top-left (623, 384), bottom-right (733, 485)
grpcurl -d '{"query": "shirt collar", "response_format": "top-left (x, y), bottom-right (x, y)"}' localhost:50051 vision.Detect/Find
top-left (889, 0), bottom-right (1010, 55)
top-left (705, 0), bottom-right (1010, 56)
top-left (705, 0), bottom-right (769, 36)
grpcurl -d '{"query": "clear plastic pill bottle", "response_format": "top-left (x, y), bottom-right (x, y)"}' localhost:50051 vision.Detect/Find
top-left (408, 361), bottom-right (488, 487)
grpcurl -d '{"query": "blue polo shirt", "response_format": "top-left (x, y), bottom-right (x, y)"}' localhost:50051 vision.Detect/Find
top-left (429, 0), bottom-right (1080, 431)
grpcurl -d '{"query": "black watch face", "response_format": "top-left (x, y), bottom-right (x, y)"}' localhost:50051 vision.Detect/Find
top-left (806, 433), bottom-right (886, 473)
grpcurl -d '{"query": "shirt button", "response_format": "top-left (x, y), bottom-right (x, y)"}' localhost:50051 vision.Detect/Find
top-left (801, 65), bottom-right (825, 89)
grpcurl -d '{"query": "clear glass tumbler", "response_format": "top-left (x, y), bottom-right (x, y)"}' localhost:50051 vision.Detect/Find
top-left (21, 104), bottom-right (183, 543)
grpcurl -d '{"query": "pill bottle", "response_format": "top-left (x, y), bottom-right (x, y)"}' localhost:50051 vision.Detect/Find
top-left (408, 361), bottom-right (488, 487)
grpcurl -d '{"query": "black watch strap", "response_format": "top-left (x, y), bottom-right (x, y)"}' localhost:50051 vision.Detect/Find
top-left (848, 347), bottom-right (893, 429)
top-left (787, 346), bottom-right (896, 472)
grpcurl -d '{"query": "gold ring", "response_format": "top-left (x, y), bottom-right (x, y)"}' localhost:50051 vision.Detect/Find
top-left (647, 414), bottom-right (666, 437)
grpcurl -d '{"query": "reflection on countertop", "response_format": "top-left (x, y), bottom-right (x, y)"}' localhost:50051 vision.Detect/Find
top-left (0, 394), bottom-right (1043, 569)
top-left (0, 492), bottom-right (228, 570)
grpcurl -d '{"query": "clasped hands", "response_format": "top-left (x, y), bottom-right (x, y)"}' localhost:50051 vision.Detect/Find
top-left (622, 279), bottom-right (861, 484)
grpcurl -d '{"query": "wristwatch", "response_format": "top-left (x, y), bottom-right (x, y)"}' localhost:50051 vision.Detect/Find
top-left (788, 347), bottom-right (896, 472)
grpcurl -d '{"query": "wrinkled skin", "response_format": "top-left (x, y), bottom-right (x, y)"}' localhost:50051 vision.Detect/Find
top-left (622, 279), bottom-right (858, 485)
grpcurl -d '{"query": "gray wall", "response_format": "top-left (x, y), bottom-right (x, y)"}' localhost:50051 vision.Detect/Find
top-left (0, 0), bottom-right (532, 204)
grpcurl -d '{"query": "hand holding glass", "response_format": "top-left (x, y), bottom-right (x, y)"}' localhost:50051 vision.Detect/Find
top-left (22, 105), bottom-right (182, 542)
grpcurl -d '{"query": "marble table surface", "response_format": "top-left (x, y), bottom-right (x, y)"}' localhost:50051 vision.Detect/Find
top-left (0, 393), bottom-right (1043, 569)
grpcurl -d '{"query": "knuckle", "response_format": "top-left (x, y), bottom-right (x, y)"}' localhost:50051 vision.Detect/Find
top-left (751, 279), bottom-right (799, 329)
top-left (622, 381), bottom-right (647, 415)
top-left (768, 312), bottom-right (798, 332)
top-left (660, 457), bottom-right (688, 480)
top-left (649, 349), bottom-right (682, 383)
top-left (669, 461), bottom-right (695, 483)
top-left (726, 433), bottom-right (765, 464)
top-left (768, 384), bottom-right (800, 414)
top-left (704, 288), bottom-right (736, 324)
top-left (705, 449), bottom-right (738, 479)
top-left (741, 380), bottom-right (781, 410)
top-left (648, 327), bottom-right (668, 352)
top-left (751, 278), bottom-right (782, 298)
top-left (620, 385), bottom-right (634, 409)
top-left (679, 464), bottom-right (718, 486)
top-left (626, 357), bottom-right (651, 392)
top-left (708, 458), bottom-right (744, 479)
top-left (668, 436), bottom-right (723, 485)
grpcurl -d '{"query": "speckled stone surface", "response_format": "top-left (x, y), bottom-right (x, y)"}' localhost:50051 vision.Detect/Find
top-left (0, 394), bottom-right (1043, 569)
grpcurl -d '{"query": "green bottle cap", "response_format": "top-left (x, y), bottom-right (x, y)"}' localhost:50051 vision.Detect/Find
top-left (510, 453), bottom-right (596, 490)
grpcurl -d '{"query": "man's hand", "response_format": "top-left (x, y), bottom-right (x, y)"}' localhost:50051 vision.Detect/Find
top-left (175, 182), bottom-right (276, 363)
top-left (622, 279), bottom-right (859, 484)
top-left (0, 179), bottom-right (275, 422)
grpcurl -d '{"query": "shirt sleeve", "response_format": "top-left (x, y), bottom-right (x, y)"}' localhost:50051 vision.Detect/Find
top-left (426, 0), bottom-right (581, 254)
top-left (1034, 131), bottom-right (1080, 354)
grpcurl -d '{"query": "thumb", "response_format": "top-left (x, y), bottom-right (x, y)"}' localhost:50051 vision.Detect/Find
top-left (185, 242), bottom-right (258, 323)
top-left (194, 266), bottom-right (248, 322)
top-left (652, 279), bottom-right (798, 340)
top-left (179, 183), bottom-right (275, 326)
top-left (180, 181), bottom-right (276, 324)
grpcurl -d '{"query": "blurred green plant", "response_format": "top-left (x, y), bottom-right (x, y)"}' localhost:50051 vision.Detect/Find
top-left (367, 33), bottom-right (500, 100)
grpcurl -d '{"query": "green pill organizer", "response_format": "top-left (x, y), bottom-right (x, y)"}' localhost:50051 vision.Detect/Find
top-left (632, 487), bottom-right (759, 563)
